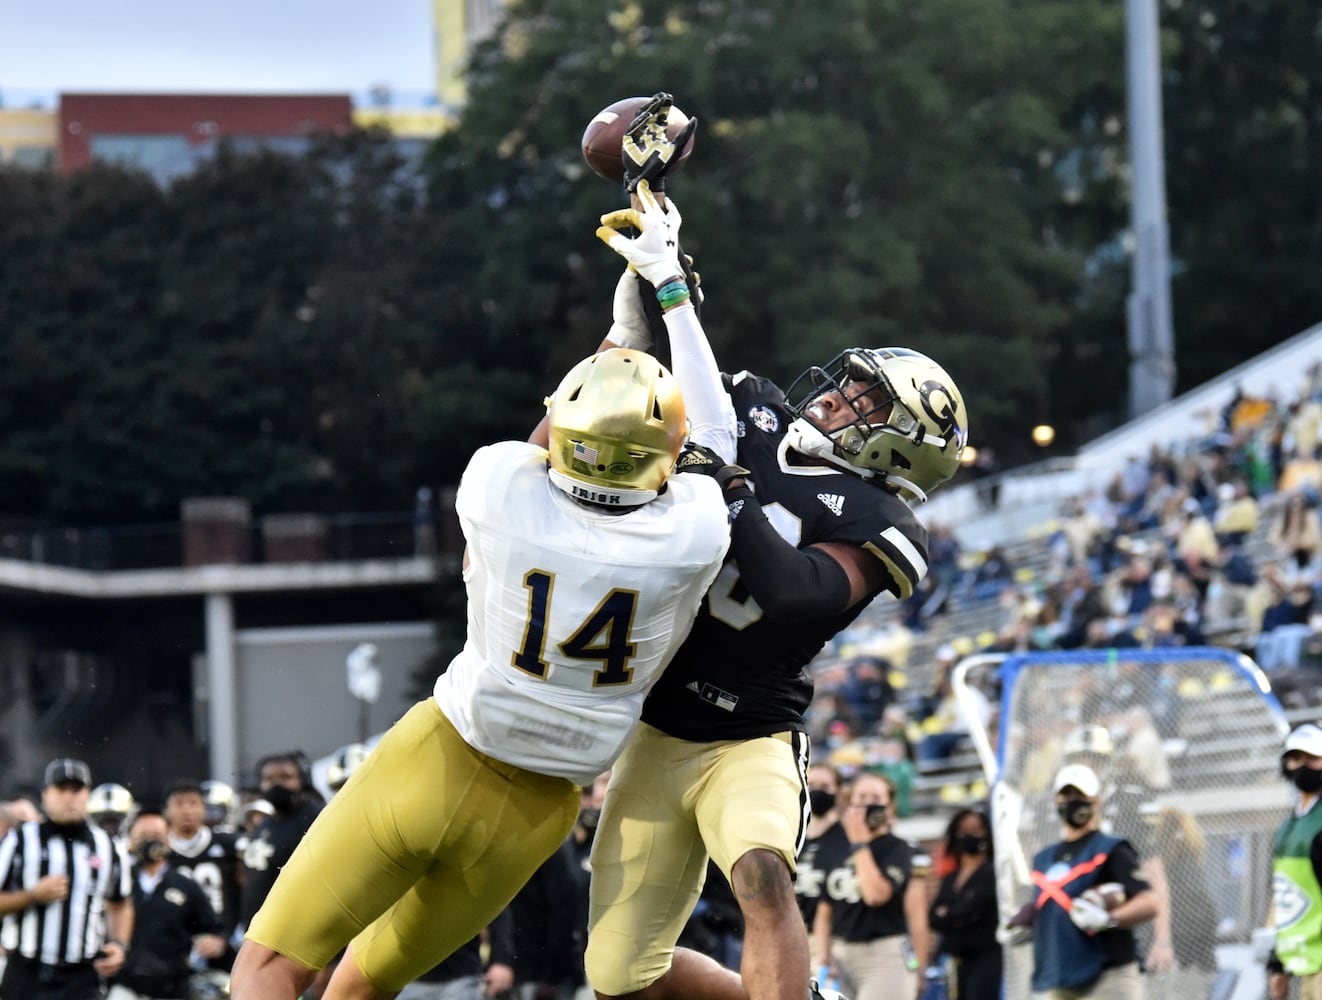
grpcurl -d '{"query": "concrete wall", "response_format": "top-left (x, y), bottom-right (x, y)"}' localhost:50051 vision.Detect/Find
top-left (231, 621), bottom-right (436, 784)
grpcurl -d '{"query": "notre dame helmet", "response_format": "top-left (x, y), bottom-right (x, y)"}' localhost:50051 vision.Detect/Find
top-left (326, 743), bottom-right (372, 793)
top-left (88, 783), bottom-right (136, 835)
top-left (545, 348), bottom-right (687, 508)
top-left (783, 347), bottom-right (967, 503)
top-left (200, 779), bottom-right (237, 828)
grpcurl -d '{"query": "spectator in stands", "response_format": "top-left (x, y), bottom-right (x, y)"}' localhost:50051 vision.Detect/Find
top-left (1284, 397), bottom-right (1322, 469)
top-left (1255, 568), bottom-right (1317, 676)
top-left (1270, 492), bottom-right (1322, 578)
top-left (864, 738), bottom-right (916, 818)
top-left (928, 524), bottom-right (963, 592)
top-left (1056, 497), bottom-right (1106, 574)
top-left (928, 809), bottom-right (1000, 1000)
top-left (1174, 498), bottom-right (1220, 598)
top-left (1079, 616), bottom-right (1140, 650)
top-left (1139, 601), bottom-right (1203, 650)
top-left (915, 649), bottom-right (991, 765)
top-left (838, 656), bottom-right (896, 733)
top-left (1213, 479), bottom-right (1259, 547)
top-left (1277, 444), bottom-right (1322, 497)
top-left (966, 546), bottom-right (1015, 603)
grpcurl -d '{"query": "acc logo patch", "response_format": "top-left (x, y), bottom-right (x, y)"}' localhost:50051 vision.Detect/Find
top-left (1274, 871), bottom-right (1312, 929)
top-left (165, 887), bottom-right (188, 907)
top-left (748, 405), bottom-right (779, 434)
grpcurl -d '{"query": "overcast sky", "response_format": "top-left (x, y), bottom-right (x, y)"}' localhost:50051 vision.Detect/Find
top-left (0, 0), bottom-right (437, 105)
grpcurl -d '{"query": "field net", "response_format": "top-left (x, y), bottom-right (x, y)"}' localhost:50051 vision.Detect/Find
top-left (954, 648), bottom-right (1290, 1000)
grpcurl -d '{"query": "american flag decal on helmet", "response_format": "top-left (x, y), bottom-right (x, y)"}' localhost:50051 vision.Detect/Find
top-left (573, 442), bottom-right (599, 464)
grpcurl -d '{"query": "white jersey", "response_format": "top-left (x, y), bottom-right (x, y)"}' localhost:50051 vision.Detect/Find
top-left (434, 441), bottom-right (730, 786)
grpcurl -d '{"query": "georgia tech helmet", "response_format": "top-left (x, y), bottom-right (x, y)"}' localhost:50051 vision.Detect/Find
top-left (88, 782), bottom-right (136, 821)
top-left (327, 742), bottom-right (372, 792)
top-left (783, 347), bottom-right (967, 503)
top-left (545, 348), bottom-right (687, 508)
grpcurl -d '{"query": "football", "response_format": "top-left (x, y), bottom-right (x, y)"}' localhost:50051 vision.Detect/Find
top-left (1082, 882), bottom-right (1127, 911)
top-left (580, 96), bottom-right (695, 184)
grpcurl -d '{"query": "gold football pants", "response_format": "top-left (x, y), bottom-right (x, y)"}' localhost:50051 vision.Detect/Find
top-left (245, 698), bottom-right (579, 992)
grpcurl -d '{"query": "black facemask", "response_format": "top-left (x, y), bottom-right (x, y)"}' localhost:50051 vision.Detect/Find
top-left (953, 834), bottom-right (988, 855)
top-left (865, 804), bottom-right (891, 832)
top-left (1057, 798), bottom-right (1094, 829)
top-left (133, 838), bottom-right (169, 864)
top-left (263, 785), bottom-right (298, 814)
top-left (1293, 767), bottom-right (1322, 794)
top-left (809, 790), bottom-right (836, 817)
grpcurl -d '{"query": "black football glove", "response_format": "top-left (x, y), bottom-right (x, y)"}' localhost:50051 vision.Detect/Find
top-left (623, 92), bottom-right (698, 194)
top-left (675, 444), bottom-right (752, 491)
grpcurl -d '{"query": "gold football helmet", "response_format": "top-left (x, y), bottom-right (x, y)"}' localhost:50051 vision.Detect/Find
top-left (327, 742), bottom-right (372, 792)
top-left (88, 782), bottom-right (136, 834)
top-left (783, 347), bottom-right (967, 503)
top-left (546, 348), bottom-right (687, 507)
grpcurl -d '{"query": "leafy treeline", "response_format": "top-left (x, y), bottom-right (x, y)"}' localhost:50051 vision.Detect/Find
top-left (1, 0), bottom-right (1319, 524)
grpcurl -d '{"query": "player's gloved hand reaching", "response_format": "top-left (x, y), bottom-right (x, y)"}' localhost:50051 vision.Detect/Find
top-left (623, 92), bottom-right (698, 193)
top-left (675, 444), bottom-right (752, 492)
top-left (596, 180), bottom-right (685, 290)
top-left (1069, 896), bottom-right (1117, 934)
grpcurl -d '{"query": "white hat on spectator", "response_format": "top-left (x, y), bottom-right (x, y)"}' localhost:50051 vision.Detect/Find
top-left (1053, 763), bottom-right (1102, 798)
top-left (1283, 724), bottom-right (1322, 759)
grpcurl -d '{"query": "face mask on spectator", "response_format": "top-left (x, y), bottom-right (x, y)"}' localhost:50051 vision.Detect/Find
top-left (809, 790), bottom-right (836, 816)
top-left (1057, 798), bottom-right (1094, 828)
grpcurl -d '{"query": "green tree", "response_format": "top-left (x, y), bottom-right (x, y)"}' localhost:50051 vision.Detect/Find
top-left (422, 0), bottom-right (1128, 463)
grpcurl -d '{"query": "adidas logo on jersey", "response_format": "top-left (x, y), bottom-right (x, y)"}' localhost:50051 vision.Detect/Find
top-left (817, 493), bottom-right (845, 516)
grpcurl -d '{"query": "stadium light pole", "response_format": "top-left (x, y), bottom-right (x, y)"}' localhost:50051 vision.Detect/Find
top-left (1125, 0), bottom-right (1176, 418)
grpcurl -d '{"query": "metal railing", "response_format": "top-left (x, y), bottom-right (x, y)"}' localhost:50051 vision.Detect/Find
top-left (0, 510), bottom-right (439, 572)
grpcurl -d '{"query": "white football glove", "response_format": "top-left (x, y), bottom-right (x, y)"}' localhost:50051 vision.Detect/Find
top-left (595, 180), bottom-right (685, 289)
top-left (1069, 896), bottom-right (1117, 934)
top-left (606, 268), bottom-right (652, 350)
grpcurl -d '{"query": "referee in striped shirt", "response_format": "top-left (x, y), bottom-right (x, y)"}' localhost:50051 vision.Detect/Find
top-left (0, 758), bottom-right (133, 999)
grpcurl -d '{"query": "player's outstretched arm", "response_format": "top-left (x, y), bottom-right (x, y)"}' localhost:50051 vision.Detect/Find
top-left (596, 181), bottom-right (734, 459)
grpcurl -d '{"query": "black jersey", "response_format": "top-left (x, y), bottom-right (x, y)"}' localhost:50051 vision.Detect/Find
top-left (817, 831), bottom-right (914, 943)
top-left (641, 372), bottom-right (929, 741)
top-left (238, 800), bottom-right (322, 925)
top-left (795, 821), bottom-right (849, 927)
top-left (168, 826), bottom-right (242, 937)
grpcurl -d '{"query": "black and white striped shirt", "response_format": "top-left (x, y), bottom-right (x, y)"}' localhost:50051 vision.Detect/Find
top-left (0, 819), bottom-right (131, 965)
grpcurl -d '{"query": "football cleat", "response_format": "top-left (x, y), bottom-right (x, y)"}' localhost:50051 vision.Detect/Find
top-left (810, 980), bottom-right (850, 1000)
